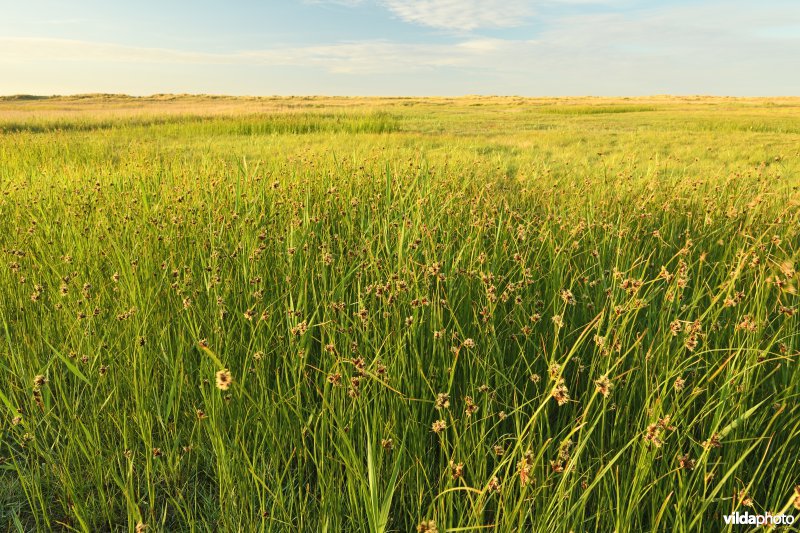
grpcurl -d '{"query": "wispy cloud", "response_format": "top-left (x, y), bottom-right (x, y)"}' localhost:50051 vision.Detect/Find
top-left (381, 0), bottom-right (535, 31)
top-left (0, 37), bottom-right (519, 74)
top-left (307, 0), bottom-right (616, 31)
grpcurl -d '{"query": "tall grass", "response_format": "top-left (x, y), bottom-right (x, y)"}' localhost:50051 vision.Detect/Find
top-left (536, 105), bottom-right (657, 114)
top-left (0, 97), bottom-right (798, 532)
top-left (0, 111), bottom-right (398, 135)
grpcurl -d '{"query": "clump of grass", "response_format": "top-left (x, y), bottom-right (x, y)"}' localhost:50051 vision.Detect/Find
top-left (0, 96), bottom-right (798, 532)
top-left (0, 111), bottom-right (399, 135)
top-left (536, 104), bottom-right (657, 114)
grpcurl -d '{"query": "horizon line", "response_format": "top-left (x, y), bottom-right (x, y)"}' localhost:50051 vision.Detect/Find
top-left (3, 93), bottom-right (799, 100)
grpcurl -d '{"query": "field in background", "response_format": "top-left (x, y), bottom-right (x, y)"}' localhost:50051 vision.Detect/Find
top-left (1, 96), bottom-right (799, 532)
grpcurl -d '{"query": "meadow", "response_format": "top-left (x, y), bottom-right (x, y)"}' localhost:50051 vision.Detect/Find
top-left (0, 94), bottom-right (799, 532)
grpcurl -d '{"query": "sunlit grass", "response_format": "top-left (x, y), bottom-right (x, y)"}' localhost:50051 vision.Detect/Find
top-left (0, 96), bottom-right (798, 532)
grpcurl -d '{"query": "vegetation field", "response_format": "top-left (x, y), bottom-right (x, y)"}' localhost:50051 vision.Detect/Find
top-left (1, 95), bottom-right (799, 532)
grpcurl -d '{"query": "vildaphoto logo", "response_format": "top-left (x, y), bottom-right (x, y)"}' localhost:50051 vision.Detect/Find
top-left (722, 512), bottom-right (795, 526)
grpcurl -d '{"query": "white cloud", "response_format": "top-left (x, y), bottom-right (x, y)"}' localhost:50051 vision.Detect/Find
top-left (382, 0), bottom-right (534, 31)
top-left (307, 0), bottom-right (620, 31)
top-left (0, 37), bottom-right (520, 74)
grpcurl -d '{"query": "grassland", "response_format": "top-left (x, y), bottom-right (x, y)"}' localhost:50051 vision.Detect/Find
top-left (0, 95), bottom-right (799, 532)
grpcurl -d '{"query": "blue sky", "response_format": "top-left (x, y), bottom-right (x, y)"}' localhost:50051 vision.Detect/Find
top-left (1, 0), bottom-right (798, 95)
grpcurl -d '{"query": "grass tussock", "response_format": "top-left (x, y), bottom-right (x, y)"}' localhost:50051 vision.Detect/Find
top-left (536, 105), bottom-right (657, 114)
top-left (0, 111), bottom-right (399, 135)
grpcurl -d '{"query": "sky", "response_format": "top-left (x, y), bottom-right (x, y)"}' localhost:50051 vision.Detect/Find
top-left (0, 0), bottom-right (798, 96)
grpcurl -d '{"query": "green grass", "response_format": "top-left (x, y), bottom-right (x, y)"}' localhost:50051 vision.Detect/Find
top-left (0, 111), bottom-right (398, 135)
top-left (536, 105), bottom-right (657, 114)
top-left (0, 96), bottom-right (799, 532)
